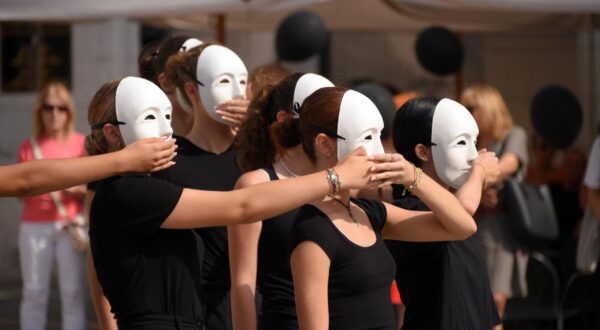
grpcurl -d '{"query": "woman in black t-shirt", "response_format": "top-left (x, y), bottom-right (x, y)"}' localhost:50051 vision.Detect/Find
top-left (287, 87), bottom-right (477, 330)
top-left (229, 72), bottom-right (333, 330)
top-left (387, 97), bottom-right (501, 330)
top-left (85, 77), bottom-right (380, 329)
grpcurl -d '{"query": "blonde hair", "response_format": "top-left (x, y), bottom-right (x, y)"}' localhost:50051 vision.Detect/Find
top-left (460, 83), bottom-right (514, 141)
top-left (33, 82), bottom-right (76, 138)
top-left (84, 79), bottom-right (121, 156)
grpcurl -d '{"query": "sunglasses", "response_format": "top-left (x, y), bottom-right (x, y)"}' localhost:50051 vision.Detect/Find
top-left (41, 104), bottom-right (68, 112)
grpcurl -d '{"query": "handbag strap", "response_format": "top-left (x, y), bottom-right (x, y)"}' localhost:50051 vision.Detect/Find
top-left (29, 137), bottom-right (69, 220)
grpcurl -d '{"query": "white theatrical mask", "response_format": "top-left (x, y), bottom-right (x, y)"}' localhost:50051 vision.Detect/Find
top-left (196, 45), bottom-right (248, 125)
top-left (431, 98), bottom-right (479, 189)
top-left (116, 76), bottom-right (173, 145)
top-left (292, 73), bottom-right (334, 116)
top-left (337, 90), bottom-right (385, 160)
top-left (176, 38), bottom-right (204, 114)
top-left (180, 38), bottom-right (203, 52)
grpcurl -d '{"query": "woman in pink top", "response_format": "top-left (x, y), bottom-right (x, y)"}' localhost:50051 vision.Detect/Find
top-left (17, 82), bottom-right (86, 330)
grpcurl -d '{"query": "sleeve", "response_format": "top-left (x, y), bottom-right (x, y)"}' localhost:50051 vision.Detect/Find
top-left (17, 139), bottom-right (33, 163)
top-left (502, 126), bottom-right (529, 167)
top-left (354, 199), bottom-right (388, 232)
top-left (584, 136), bottom-right (600, 189)
top-left (99, 176), bottom-right (183, 235)
top-left (289, 207), bottom-right (338, 260)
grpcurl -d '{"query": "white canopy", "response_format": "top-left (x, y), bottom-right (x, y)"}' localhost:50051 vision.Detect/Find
top-left (1, 0), bottom-right (598, 32)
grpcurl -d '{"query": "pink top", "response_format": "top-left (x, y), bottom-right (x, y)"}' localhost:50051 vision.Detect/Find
top-left (17, 133), bottom-right (86, 223)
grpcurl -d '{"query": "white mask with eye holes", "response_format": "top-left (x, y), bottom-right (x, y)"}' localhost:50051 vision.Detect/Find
top-left (292, 73), bottom-right (334, 116)
top-left (176, 38), bottom-right (204, 115)
top-left (196, 45), bottom-right (248, 125)
top-left (431, 98), bottom-right (479, 189)
top-left (116, 77), bottom-right (173, 145)
top-left (337, 90), bottom-right (385, 161)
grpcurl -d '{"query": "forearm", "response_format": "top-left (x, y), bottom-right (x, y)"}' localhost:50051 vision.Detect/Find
top-left (230, 285), bottom-right (257, 330)
top-left (454, 165), bottom-right (485, 215)
top-left (1, 154), bottom-right (126, 198)
top-left (228, 224), bottom-right (259, 330)
top-left (588, 188), bottom-right (600, 221)
top-left (412, 175), bottom-right (477, 239)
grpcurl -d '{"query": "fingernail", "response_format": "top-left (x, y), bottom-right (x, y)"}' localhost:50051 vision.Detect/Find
top-left (367, 156), bottom-right (374, 160)
top-left (370, 166), bottom-right (377, 171)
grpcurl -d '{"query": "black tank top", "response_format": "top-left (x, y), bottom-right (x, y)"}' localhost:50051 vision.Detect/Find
top-left (257, 165), bottom-right (300, 330)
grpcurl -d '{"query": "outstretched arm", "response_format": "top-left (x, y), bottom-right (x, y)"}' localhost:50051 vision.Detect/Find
top-left (1, 138), bottom-right (176, 198)
top-left (163, 147), bottom-right (377, 229)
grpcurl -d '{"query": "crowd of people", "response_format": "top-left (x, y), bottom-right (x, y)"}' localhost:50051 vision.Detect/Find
top-left (2, 34), bottom-right (598, 330)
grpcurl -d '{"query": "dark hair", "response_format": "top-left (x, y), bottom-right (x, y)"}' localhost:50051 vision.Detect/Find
top-left (297, 87), bottom-right (346, 162)
top-left (392, 96), bottom-right (440, 166)
top-left (138, 38), bottom-right (164, 85)
top-left (235, 73), bottom-right (302, 172)
top-left (155, 35), bottom-right (193, 76)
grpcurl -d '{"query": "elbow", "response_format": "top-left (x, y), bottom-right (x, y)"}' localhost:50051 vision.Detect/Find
top-left (459, 217), bottom-right (478, 240)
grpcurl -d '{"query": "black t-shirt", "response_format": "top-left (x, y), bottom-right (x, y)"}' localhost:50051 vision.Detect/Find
top-left (387, 187), bottom-right (500, 330)
top-left (256, 165), bottom-right (299, 329)
top-left (89, 174), bottom-right (206, 326)
top-left (290, 199), bottom-right (396, 330)
top-left (153, 136), bottom-right (241, 288)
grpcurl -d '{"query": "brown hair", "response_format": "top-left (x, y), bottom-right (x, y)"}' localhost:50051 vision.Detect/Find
top-left (33, 81), bottom-right (76, 139)
top-left (247, 63), bottom-right (290, 100)
top-left (84, 79), bottom-right (121, 156)
top-left (291, 86), bottom-right (345, 162)
top-left (163, 42), bottom-right (213, 108)
top-left (235, 72), bottom-right (301, 172)
top-left (460, 83), bottom-right (514, 142)
top-left (138, 38), bottom-right (164, 85)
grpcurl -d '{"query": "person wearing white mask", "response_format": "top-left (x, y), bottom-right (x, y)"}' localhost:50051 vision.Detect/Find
top-left (159, 43), bottom-right (249, 330)
top-left (288, 87), bottom-right (477, 330)
top-left (229, 73), bottom-right (332, 330)
top-left (85, 77), bottom-right (387, 329)
top-left (385, 97), bottom-right (500, 330)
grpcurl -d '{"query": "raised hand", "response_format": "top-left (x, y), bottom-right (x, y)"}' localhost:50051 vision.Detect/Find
top-left (216, 99), bottom-right (250, 127)
top-left (366, 153), bottom-right (417, 188)
top-left (473, 149), bottom-right (500, 186)
top-left (119, 137), bottom-right (177, 173)
top-left (335, 147), bottom-right (379, 190)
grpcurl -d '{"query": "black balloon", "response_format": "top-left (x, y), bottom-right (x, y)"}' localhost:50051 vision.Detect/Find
top-left (531, 85), bottom-right (583, 149)
top-left (415, 26), bottom-right (464, 75)
top-left (276, 11), bottom-right (327, 61)
top-left (353, 82), bottom-right (396, 139)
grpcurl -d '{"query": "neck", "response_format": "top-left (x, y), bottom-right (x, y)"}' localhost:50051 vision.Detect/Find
top-left (170, 105), bottom-right (193, 137)
top-left (186, 107), bottom-right (235, 154)
top-left (45, 130), bottom-right (66, 140)
top-left (278, 145), bottom-right (317, 177)
top-left (422, 161), bottom-right (449, 190)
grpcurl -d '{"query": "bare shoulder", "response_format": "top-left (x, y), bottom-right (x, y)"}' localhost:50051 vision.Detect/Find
top-left (235, 168), bottom-right (271, 189)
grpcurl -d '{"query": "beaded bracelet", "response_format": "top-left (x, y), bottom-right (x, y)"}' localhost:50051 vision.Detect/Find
top-left (402, 165), bottom-right (424, 196)
top-left (326, 167), bottom-right (341, 197)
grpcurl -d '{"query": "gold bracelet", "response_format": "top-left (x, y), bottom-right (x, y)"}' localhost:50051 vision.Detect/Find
top-left (402, 164), bottom-right (423, 196)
